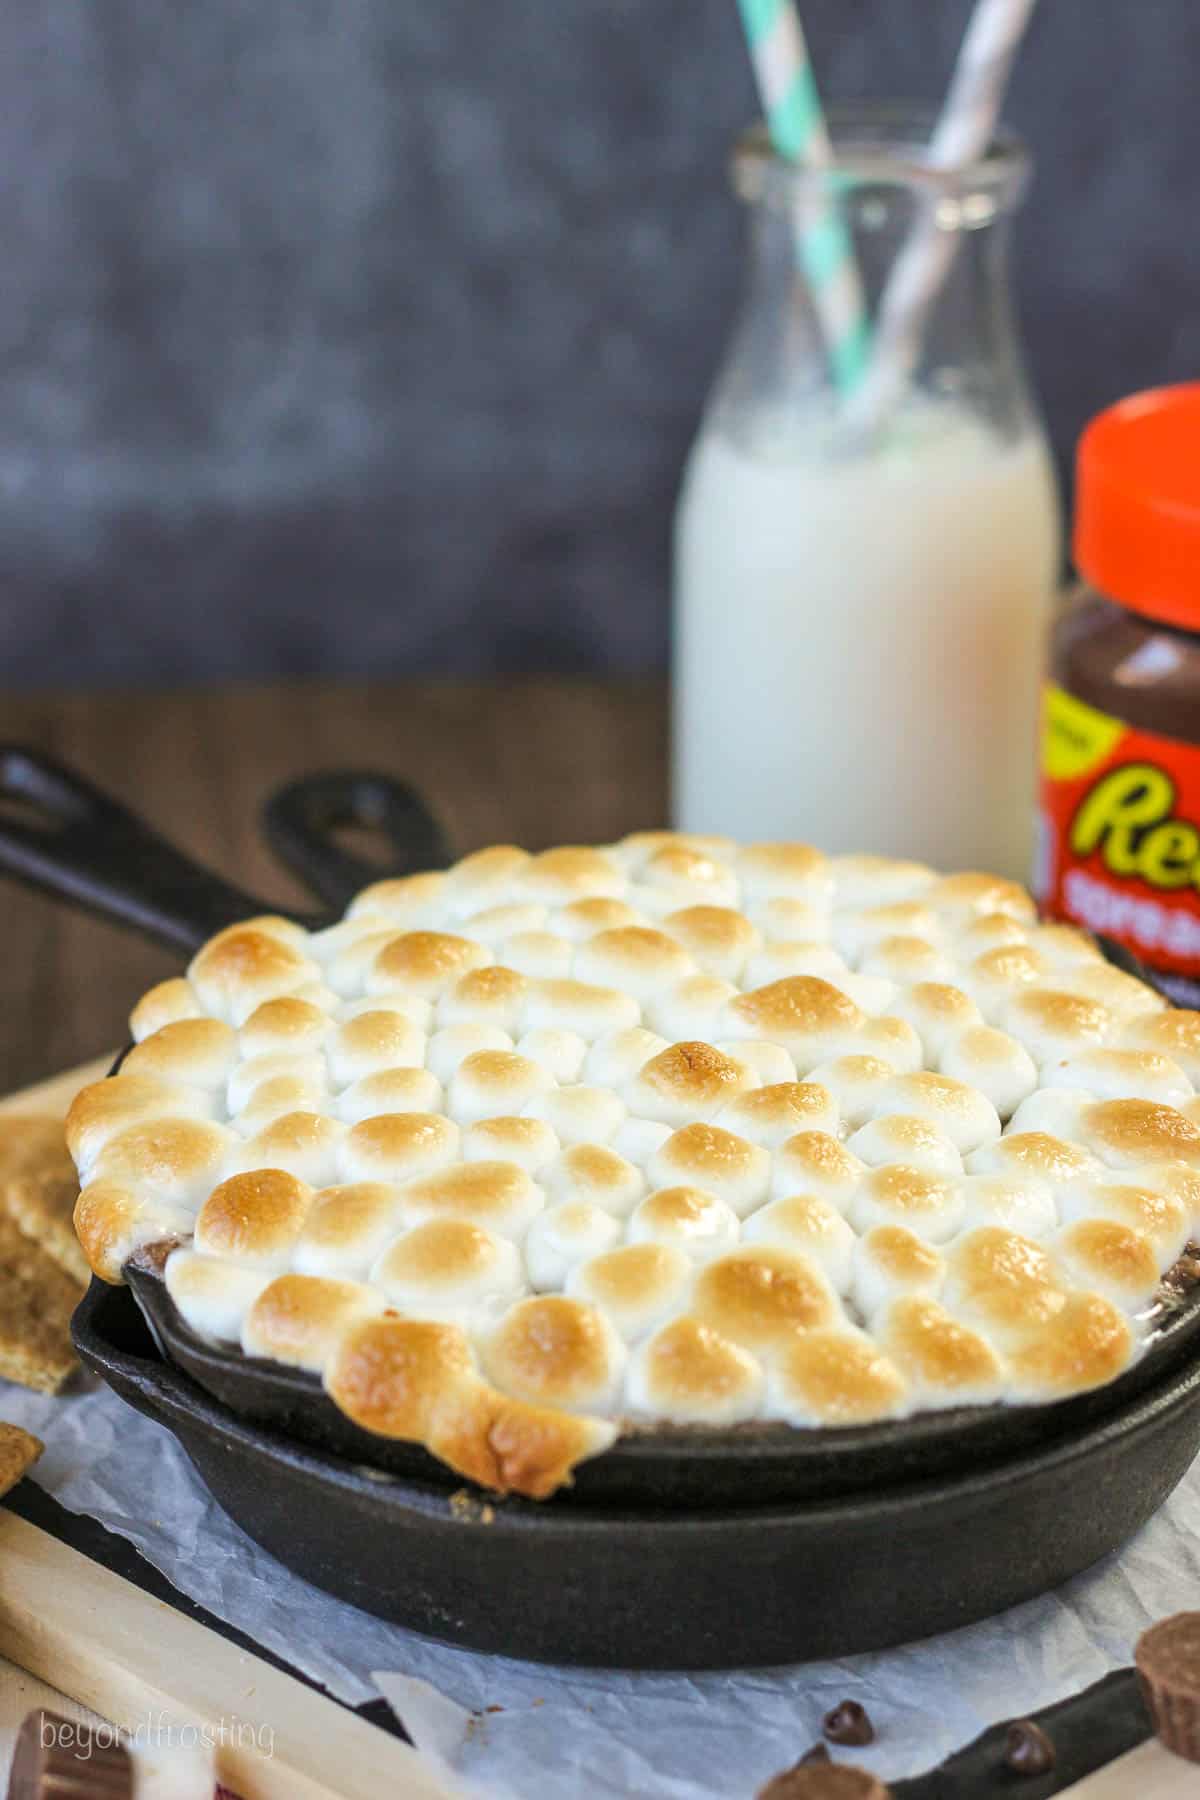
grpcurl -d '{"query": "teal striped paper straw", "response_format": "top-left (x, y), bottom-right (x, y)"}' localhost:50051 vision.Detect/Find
top-left (737, 0), bottom-right (870, 393)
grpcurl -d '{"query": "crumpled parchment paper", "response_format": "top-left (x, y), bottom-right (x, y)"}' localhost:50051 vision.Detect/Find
top-left (4, 1373), bottom-right (1196, 1799)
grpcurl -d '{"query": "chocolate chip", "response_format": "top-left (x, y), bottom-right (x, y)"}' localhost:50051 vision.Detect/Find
top-left (799, 1742), bottom-right (831, 1763)
top-left (1003, 1719), bottom-right (1056, 1776)
top-left (823, 1701), bottom-right (874, 1747)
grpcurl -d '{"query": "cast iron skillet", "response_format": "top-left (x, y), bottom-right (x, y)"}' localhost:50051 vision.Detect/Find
top-left (3, 746), bottom-right (1200, 1510)
top-left (74, 1271), bottom-right (1200, 1668)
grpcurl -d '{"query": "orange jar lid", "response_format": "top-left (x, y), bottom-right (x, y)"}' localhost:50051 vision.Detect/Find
top-left (1074, 382), bottom-right (1200, 632)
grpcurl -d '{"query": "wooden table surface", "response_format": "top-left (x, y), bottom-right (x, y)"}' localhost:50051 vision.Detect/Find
top-left (0, 677), bottom-right (666, 1096)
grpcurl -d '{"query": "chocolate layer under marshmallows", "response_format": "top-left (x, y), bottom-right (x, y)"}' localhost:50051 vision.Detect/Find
top-left (65, 837), bottom-right (1200, 1497)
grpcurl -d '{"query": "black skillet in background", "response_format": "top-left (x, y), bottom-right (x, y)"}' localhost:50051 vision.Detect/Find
top-left (4, 746), bottom-right (1200, 1665)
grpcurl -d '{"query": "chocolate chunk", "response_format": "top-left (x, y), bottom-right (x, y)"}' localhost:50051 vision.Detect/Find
top-left (822, 1700), bottom-right (875, 1747)
top-left (1136, 1610), bottom-right (1200, 1764)
top-left (799, 1741), bottom-right (831, 1763)
top-left (8, 1710), bottom-right (132, 1798)
top-left (756, 1766), bottom-right (889, 1800)
top-left (1003, 1719), bottom-right (1056, 1776)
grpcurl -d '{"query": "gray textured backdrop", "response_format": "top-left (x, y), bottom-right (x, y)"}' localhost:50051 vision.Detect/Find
top-left (2, 0), bottom-right (1197, 689)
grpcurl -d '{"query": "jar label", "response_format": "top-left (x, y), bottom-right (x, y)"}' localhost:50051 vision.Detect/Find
top-left (1037, 681), bottom-right (1200, 1004)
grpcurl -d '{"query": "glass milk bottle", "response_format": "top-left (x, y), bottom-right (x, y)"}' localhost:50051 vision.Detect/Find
top-left (672, 108), bottom-right (1060, 880)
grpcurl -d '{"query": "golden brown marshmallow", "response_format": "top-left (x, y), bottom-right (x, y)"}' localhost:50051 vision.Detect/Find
top-left (461, 1114), bottom-right (561, 1173)
top-left (195, 1169), bottom-right (314, 1268)
top-left (664, 905), bottom-right (761, 981)
top-left (742, 1194), bottom-right (854, 1291)
top-left (880, 1296), bottom-right (1006, 1407)
top-left (367, 930), bottom-right (490, 1001)
top-left (715, 1080), bottom-right (839, 1147)
top-left (130, 977), bottom-right (204, 1041)
top-left (123, 1018), bottom-right (240, 1091)
top-left (372, 1218), bottom-right (525, 1321)
top-left (624, 1315), bottom-right (764, 1424)
top-left (75, 1181), bottom-right (197, 1283)
top-left (346, 870), bottom-right (447, 923)
top-left (690, 1246), bottom-right (840, 1355)
top-left (438, 964), bottom-right (530, 1033)
top-left (766, 1329), bottom-right (908, 1426)
top-left (540, 1143), bottom-right (645, 1216)
top-left (567, 1242), bottom-right (692, 1343)
top-left (188, 925), bottom-right (318, 1025)
top-left (241, 1274), bottom-right (384, 1371)
top-left (90, 1116), bottom-right (234, 1208)
top-left (647, 1123), bottom-right (771, 1217)
top-left (1081, 1098), bottom-right (1200, 1169)
top-left (66, 1075), bottom-right (214, 1178)
top-left (336, 1067), bottom-right (444, 1126)
top-left (399, 1159), bottom-right (544, 1238)
top-left (1007, 1292), bottom-right (1133, 1400)
top-left (293, 1182), bottom-right (406, 1278)
top-left (573, 926), bottom-right (694, 1000)
top-left (481, 1294), bottom-right (625, 1412)
top-left (239, 997), bottom-right (333, 1057)
top-left (625, 1040), bottom-right (757, 1127)
top-left (628, 1185), bottom-right (741, 1260)
top-left (338, 1112), bottom-right (460, 1186)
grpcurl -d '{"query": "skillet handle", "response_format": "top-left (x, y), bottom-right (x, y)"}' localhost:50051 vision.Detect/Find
top-left (0, 747), bottom-right (288, 955)
top-left (261, 771), bottom-right (453, 914)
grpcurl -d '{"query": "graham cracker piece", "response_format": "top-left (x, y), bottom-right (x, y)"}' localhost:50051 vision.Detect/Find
top-left (0, 1420), bottom-right (43, 1496)
top-left (0, 1210), bottom-right (84, 1394)
top-left (0, 1114), bottom-right (88, 1283)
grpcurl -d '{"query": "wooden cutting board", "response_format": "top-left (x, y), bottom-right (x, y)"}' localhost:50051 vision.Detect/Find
top-left (1, 1056), bottom-right (1197, 1797)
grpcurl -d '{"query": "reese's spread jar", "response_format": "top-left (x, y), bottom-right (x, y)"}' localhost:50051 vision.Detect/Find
top-left (1039, 383), bottom-right (1200, 1003)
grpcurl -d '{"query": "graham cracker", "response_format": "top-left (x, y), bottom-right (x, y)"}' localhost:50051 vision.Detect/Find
top-left (0, 1114), bottom-right (89, 1283)
top-left (0, 1210), bottom-right (84, 1394)
top-left (0, 1420), bottom-right (43, 1497)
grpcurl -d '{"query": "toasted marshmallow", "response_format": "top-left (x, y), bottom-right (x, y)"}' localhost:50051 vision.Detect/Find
top-left (446, 1050), bottom-right (555, 1124)
top-left (231, 1074), bottom-right (329, 1135)
top-left (609, 830), bottom-right (735, 874)
top-left (293, 1181), bottom-right (406, 1278)
top-left (714, 1039), bottom-right (798, 1085)
top-left (335, 1067), bottom-right (444, 1125)
top-left (803, 1057), bottom-right (891, 1131)
top-left (372, 1218), bottom-right (525, 1323)
top-left (647, 1123), bottom-right (771, 1217)
top-left (610, 1116), bottom-right (674, 1167)
top-left (943, 1227), bottom-right (1067, 1348)
top-left (461, 1115), bottom-right (561, 1173)
top-left (90, 1116), bottom-right (234, 1209)
top-left (514, 846), bottom-right (626, 907)
top-left (574, 926), bottom-right (694, 1000)
top-left (887, 983), bottom-right (983, 1060)
top-left (833, 903), bottom-right (941, 967)
top-left (337, 1112), bottom-right (459, 1186)
top-left (241, 1274), bottom-right (384, 1371)
top-left (66, 1076), bottom-right (214, 1179)
top-left (481, 1295), bottom-right (625, 1412)
top-left (437, 964), bottom-right (530, 1032)
top-left (742, 1194), bottom-right (854, 1292)
top-left (347, 871), bottom-right (446, 924)
top-left (553, 897), bottom-right (645, 943)
top-left (938, 1026), bottom-right (1037, 1121)
top-left (499, 931), bottom-right (574, 980)
top-left (130, 978), bottom-right (203, 1041)
top-left (568, 1243), bottom-right (692, 1343)
top-left (743, 942), bottom-right (849, 989)
top-left (582, 1027), bottom-right (671, 1088)
top-left (851, 1226), bottom-right (945, 1322)
top-left (75, 1182), bottom-right (197, 1283)
top-left (367, 930), bottom-right (489, 1002)
top-left (625, 1041), bottom-right (757, 1127)
top-left (628, 1185), bottom-right (741, 1260)
top-left (1024, 923), bottom-right (1106, 970)
top-left (849, 1165), bottom-right (965, 1243)
top-left (856, 1015), bottom-right (925, 1074)
top-left (521, 977), bottom-right (640, 1040)
top-left (1119, 1010), bottom-right (1200, 1085)
top-left (229, 1112), bottom-right (344, 1186)
top-left (647, 973), bottom-right (740, 1041)
top-left (690, 1246), bottom-right (840, 1354)
top-left (859, 935), bottom-right (956, 985)
top-left (831, 972), bottom-right (897, 1015)
top-left (1007, 1088), bottom-right (1095, 1144)
top-left (1003, 987), bottom-right (1116, 1063)
top-left (441, 845), bottom-right (531, 917)
top-left (748, 898), bottom-right (833, 941)
top-left (541, 1143), bottom-right (645, 1216)
top-left (1040, 1049), bottom-right (1193, 1108)
top-left (523, 1083), bottom-right (626, 1146)
top-left (637, 844), bottom-right (739, 911)
top-left (239, 997), bottom-right (333, 1057)
top-left (715, 1080), bottom-right (839, 1147)
top-left (879, 1296), bottom-right (1007, 1408)
top-left (1007, 1292), bottom-right (1133, 1400)
top-left (924, 871), bottom-right (1036, 926)
top-left (845, 1114), bottom-right (963, 1177)
top-left (1053, 1217), bottom-right (1165, 1311)
top-left (1059, 1173), bottom-right (1191, 1264)
top-left (400, 1159), bottom-right (544, 1239)
top-left (425, 1024), bottom-right (515, 1085)
top-left (965, 1130), bottom-right (1101, 1190)
top-left (624, 1316), bottom-right (764, 1425)
top-left (664, 905), bottom-right (760, 981)
top-left (524, 1201), bottom-right (622, 1290)
top-left (327, 1011), bottom-right (425, 1086)
top-left (188, 925), bottom-right (319, 1025)
top-left (953, 912), bottom-right (1030, 958)
top-left (771, 1131), bottom-right (865, 1206)
top-left (1064, 964), bottom-right (1166, 1022)
top-left (765, 1328), bottom-right (908, 1427)
top-left (165, 1249), bottom-right (273, 1342)
top-left (195, 1169), bottom-right (313, 1268)
top-left (955, 1172), bottom-right (1057, 1240)
top-left (725, 976), bottom-right (864, 1071)
top-left (227, 1051), bottom-right (329, 1118)
top-left (513, 1028), bottom-right (588, 1083)
top-left (323, 928), bottom-right (410, 998)
top-left (1080, 1098), bottom-right (1200, 1170)
top-left (123, 1019), bottom-right (239, 1093)
top-left (736, 842), bottom-right (831, 904)
top-left (961, 945), bottom-right (1048, 1016)
top-left (830, 854), bottom-right (936, 908)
